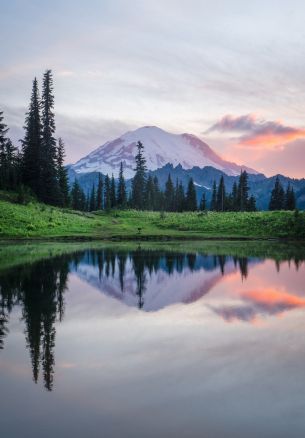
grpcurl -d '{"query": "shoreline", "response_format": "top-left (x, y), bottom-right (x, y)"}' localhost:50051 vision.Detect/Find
top-left (0, 235), bottom-right (303, 243)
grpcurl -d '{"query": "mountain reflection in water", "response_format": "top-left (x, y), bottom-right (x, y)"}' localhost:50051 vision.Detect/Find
top-left (0, 246), bottom-right (304, 393)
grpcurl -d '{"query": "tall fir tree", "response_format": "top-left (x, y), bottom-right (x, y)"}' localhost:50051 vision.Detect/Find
top-left (210, 180), bottom-right (217, 211)
top-left (110, 174), bottom-right (116, 208)
top-left (153, 176), bottom-right (163, 210)
top-left (85, 190), bottom-right (90, 211)
top-left (116, 162), bottom-right (127, 208)
top-left (89, 184), bottom-right (96, 211)
top-left (57, 138), bottom-right (69, 206)
top-left (21, 78), bottom-right (42, 197)
top-left (131, 141), bottom-right (147, 209)
top-left (164, 174), bottom-right (175, 211)
top-left (40, 70), bottom-right (60, 205)
top-left (216, 175), bottom-right (226, 211)
top-left (70, 180), bottom-right (85, 210)
top-left (104, 174), bottom-right (111, 211)
top-left (185, 178), bottom-right (197, 211)
top-left (248, 195), bottom-right (257, 211)
top-left (0, 112), bottom-right (19, 189)
top-left (199, 192), bottom-right (206, 211)
top-left (144, 175), bottom-right (155, 210)
top-left (0, 110), bottom-right (9, 188)
top-left (175, 180), bottom-right (185, 212)
top-left (237, 171), bottom-right (249, 211)
top-left (284, 183), bottom-right (296, 210)
top-left (231, 181), bottom-right (238, 211)
top-left (269, 176), bottom-right (285, 210)
top-left (96, 173), bottom-right (103, 210)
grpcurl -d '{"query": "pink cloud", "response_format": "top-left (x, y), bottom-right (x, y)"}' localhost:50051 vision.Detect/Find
top-left (207, 114), bottom-right (305, 149)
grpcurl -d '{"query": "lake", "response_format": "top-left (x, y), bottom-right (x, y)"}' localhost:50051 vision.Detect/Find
top-left (1, 241), bottom-right (305, 438)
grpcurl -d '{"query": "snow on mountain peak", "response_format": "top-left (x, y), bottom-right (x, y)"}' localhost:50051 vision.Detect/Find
top-left (71, 125), bottom-right (257, 178)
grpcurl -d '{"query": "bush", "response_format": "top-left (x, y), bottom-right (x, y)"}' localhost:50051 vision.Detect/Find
top-left (17, 185), bottom-right (33, 205)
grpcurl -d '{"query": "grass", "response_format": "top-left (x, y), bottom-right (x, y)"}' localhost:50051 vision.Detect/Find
top-left (0, 192), bottom-right (305, 240)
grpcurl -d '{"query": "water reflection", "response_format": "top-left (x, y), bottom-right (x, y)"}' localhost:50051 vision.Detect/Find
top-left (0, 255), bottom-right (69, 390)
top-left (72, 249), bottom-right (255, 311)
top-left (0, 246), bottom-right (304, 392)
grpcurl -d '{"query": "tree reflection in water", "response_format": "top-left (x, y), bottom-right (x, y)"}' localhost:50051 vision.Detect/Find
top-left (0, 247), bottom-right (303, 390)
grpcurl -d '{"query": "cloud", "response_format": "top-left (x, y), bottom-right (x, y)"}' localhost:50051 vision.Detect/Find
top-left (210, 288), bottom-right (305, 324)
top-left (206, 114), bottom-right (305, 149)
top-left (1, 104), bottom-right (135, 163)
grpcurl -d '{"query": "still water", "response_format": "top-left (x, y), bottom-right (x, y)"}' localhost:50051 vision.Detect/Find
top-left (1, 242), bottom-right (305, 438)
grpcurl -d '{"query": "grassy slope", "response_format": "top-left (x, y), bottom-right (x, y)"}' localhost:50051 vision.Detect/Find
top-left (0, 196), bottom-right (305, 240)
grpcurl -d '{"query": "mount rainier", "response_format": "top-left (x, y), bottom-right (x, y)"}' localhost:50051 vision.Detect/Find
top-left (70, 126), bottom-right (258, 178)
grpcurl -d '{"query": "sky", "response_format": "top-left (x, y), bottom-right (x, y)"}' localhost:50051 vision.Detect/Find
top-left (1, 0), bottom-right (305, 177)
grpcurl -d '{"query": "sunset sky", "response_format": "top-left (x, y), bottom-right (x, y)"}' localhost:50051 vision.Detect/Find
top-left (1, 0), bottom-right (305, 177)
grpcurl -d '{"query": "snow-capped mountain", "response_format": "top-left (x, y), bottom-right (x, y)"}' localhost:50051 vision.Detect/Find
top-left (71, 126), bottom-right (258, 178)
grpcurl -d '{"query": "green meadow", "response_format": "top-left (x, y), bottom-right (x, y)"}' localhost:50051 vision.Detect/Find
top-left (0, 193), bottom-right (304, 241)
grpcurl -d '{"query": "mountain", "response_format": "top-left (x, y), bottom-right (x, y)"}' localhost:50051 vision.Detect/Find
top-left (67, 125), bottom-right (305, 210)
top-left (70, 126), bottom-right (258, 178)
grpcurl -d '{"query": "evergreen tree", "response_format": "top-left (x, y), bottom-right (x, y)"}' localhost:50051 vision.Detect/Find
top-left (85, 191), bottom-right (90, 211)
top-left (231, 181), bottom-right (238, 211)
top-left (110, 174), bottom-right (116, 208)
top-left (104, 174), bottom-right (111, 211)
top-left (131, 141), bottom-right (147, 209)
top-left (21, 78), bottom-right (42, 196)
top-left (185, 178), bottom-right (197, 211)
top-left (175, 180), bottom-right (185, 212)
top-left (0, 110), bottom-right (9, 188)
top-left (0, 111), bottom-right (19, 190)
top-left (164, 174), bottom-right (175, 211)
top-left (70, 180), bottom-right (85, 210)
top-left (144, 175), bottom-right (155, 210)
top-left (210, 180), bottom-right (217, 211)
top-left (89, 184), bottom-right (96, 211)
top-left (0, 110), bottom-right (8, 150)
top-left (116, 162), bottom-right (127, 208)
top-left (248, 195), bottom-right (257, 211)
top-left (285, 183), bottom-right (296, 210)
top-left (127, 190), bottom-right (133, 208)
top-left (96, 173), bottom-right (103, 210)
top-left (40, 70), bottom-right (60, 205)
top-left (199, 192), bottom-right (206, 211)
top-left (153, 176), bottom-right (162, 210)
top-left (269, 176), bottom-right (285, 210)
top-left (216, 176), bottom-right (226, 211)
top-left (237, 171), bottom-right (249, 211)
top-left (7, 139), bottom-right (20, 189)
top-left (57, 138), bottom-right (69, 206)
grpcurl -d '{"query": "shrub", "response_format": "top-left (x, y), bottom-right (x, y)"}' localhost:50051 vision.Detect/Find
top-left (17, 185), bottom-right (33, 205)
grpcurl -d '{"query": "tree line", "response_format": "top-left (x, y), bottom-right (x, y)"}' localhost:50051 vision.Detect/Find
top-left (70, 142), bottom-right (297, 213)
top-left (269, 176), bottom-right (296, 211)
top-left (71, 141), bottom-right (257, 212)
